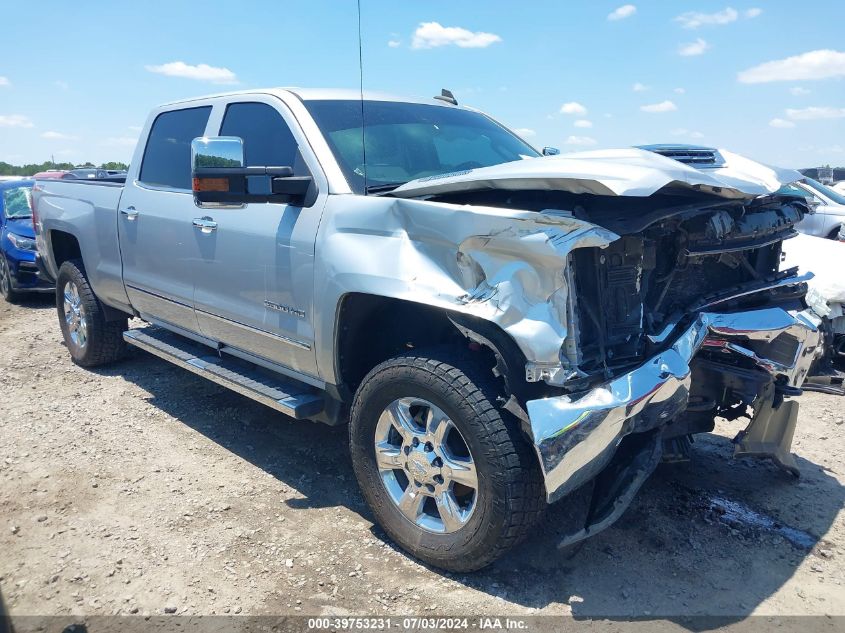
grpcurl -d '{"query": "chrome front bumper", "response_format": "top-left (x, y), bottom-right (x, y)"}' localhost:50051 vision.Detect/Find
top-left (526, 307), bottom-right (822, 504)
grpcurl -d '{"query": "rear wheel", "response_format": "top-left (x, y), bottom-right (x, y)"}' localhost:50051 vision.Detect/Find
top-left (0, 256), bottom-right (19, 303)
top-left (56, 259), bottom-right (127, 367)
top-left (349, 349), bottom-right (545, 572)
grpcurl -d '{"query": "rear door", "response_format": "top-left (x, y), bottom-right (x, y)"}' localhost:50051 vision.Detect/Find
top-left (118, 106), bottom-right (212, 333)
top-left (192, 98), bottom-right (325, 377)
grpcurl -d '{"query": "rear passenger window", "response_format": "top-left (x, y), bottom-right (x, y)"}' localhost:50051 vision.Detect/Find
top-left (220, 102), bottom-right (299, 168)
top-left (139, 106), bottom-right (212, 190)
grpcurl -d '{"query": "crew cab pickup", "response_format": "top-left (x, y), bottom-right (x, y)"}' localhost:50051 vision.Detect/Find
top-left (33, 88), bottom-right (821, 571)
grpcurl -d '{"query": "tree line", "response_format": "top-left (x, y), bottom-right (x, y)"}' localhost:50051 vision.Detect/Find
top-left (0, 161), bottom-right (129, 176)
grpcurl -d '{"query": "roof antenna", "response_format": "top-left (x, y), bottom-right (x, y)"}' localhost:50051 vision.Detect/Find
top-left (356, 0), bottom-right (368, 193)
top-left (434, 89), bottom-right (458, 106)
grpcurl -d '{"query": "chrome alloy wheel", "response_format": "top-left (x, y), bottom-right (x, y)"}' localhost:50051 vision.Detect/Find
top-left (374, 397), bottom-right (479, 533)
top-left (63, 281), bottom-right (88, 348)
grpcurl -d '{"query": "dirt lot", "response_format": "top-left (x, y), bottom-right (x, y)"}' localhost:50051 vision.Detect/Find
top-left (1, 295), bottom-right (844, 620)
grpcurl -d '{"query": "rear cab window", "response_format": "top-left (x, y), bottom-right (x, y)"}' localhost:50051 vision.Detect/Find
top-left (139, 106), bottom-right (212, 190)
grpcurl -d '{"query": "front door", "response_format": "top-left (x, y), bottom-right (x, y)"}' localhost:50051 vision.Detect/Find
top-left (119, 106), bottom-right (213, 333)
top-left (192, 100), bottom-right (323, 378)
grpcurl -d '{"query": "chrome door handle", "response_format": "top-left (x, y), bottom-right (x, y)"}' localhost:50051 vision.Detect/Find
top-left (192, 217), bottom-right (218, 233)
top-left (121, 207), bottom-right (139, 221)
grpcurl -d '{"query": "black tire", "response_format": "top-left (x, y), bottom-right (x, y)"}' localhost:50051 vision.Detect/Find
top-left (828, 226), bottom-right (843, 240)
top-left (0, 256), bottom-right (19, 303)
top-left (349, 348), bottom-right (545, 572)
top-left (56, 259), bottom-right (127, 367)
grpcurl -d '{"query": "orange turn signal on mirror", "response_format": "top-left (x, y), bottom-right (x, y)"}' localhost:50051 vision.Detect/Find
top-left (193, 177), bottom-right (229, 192)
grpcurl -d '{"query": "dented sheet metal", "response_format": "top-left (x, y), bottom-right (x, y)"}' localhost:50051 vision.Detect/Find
top-left (526, 307), bottom-right (821, 503)
top-left (391, 148), bottom-right (803, 201)
top-left (313, 195), bottom-right (617, 385)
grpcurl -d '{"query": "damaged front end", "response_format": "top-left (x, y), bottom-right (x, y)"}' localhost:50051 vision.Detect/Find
top-left (527, 306), bottom-right (819, 545)
top-left (326, 147), bottom-right (821, 548)
top-left (383, 148), bottom-right (822, 547)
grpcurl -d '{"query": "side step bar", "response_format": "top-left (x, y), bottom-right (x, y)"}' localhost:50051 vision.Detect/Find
top-left (123, 326), bottom-right (324, 419)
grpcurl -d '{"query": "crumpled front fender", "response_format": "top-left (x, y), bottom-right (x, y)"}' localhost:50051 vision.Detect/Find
top-left (526, 306), bottom-right (821, 504)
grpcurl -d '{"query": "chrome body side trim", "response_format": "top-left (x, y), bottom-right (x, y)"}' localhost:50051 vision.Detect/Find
top-left (195, 308), bottom-right (312, 351)
top-left (526, 307), bottom-right (821, 504)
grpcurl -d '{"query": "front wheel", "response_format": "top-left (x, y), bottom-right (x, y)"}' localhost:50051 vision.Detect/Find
top-left (0, 256), bottom-right (19, 303)
top-left (56, 259), bottom-right (127, 367)
top-left (349, 349), bottom-right (545, 572)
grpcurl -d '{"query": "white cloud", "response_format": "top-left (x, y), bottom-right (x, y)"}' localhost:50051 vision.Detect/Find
top-left (0, 114), bottom-right (34, 128)
top-left (674, 87), bottom-right (686, 94)
top-left (145, 61), bottom-right (238, 84)
top-left (513, 128), bottom-right (536, 138)
top-left (675, 8), bottom-right (738, 29)
top-left (745, 8), bottom-right (763, 18)
top-left (671, 128), bottom-right (705, 138)
top-left (560, 101), bottom-right (588, 116)
top-left (411, 22), bottom-right (501, 49)
top-left (574, 119), bottom-right (593, 128)
top-left (786, 106), bottom-right (845, 120)
top-left (790, 86), bottom-right (811, 96)
top-left (565, 135), bottom-right (597, 146)
top-left (387, 40), bottom-right (401, 48)
top-left (55, 80), bottom-right (69, 90)
top-left (679, 38), bottom-right (710, 56)
top-left (769, 118), bottom-right (796, 128)
top-left (641, 100), bottom-right (678, 113)
top-left (102, 137), bottom-right (138, 147)
top-left (0, 77), bottom-right (10, 87)
top-left (632, 82), bottom-right (649, 92)
top-left (738, 50), bottom-right (845, 83)
top-left (608, 5), bottom-right (637, 21)
top-left (128, 125), bottom-right (143, 132)
top-left (41, 131), bottom-right (78, 140)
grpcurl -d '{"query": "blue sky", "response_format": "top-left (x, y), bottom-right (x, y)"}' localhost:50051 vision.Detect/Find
top-left (1, 1), bottom-right (843, 168)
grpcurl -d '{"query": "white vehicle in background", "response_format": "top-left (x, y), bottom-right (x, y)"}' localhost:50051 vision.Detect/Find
top-left (783, 178), bottom-right (845, 239)
top-left (783, 233), bottom-right (845, 361)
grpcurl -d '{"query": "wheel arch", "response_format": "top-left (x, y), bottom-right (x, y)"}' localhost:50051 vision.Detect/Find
top-left (48, 229), bottom-right (82, 272)
top-left (333, 293), bottom-right (541, 409)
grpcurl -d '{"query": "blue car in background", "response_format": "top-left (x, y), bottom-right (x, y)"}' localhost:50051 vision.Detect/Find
top-left (0, 179), bottom-right (54, 301)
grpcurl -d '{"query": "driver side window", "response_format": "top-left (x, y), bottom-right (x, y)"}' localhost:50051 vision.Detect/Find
top-left (220, 102), bottom-right (303, 171)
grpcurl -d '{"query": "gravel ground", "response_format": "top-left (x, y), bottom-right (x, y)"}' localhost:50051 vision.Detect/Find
top-left (1, 295), bottom-right (844, 620)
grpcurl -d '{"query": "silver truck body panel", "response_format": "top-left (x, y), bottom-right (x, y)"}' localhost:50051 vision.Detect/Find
top-left (33, 181), bottom-right (131, 312)
top-left (313, 195), bottom-right (617, 387)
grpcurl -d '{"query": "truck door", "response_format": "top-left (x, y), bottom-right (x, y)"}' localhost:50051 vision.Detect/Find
top-left (192, 99), bottom-right (324, 378)
top-left (118, 106), bottom-right (212, 334)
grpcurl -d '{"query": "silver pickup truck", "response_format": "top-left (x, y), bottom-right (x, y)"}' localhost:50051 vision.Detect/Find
top-left (33, 88), bottom-right (821, 572)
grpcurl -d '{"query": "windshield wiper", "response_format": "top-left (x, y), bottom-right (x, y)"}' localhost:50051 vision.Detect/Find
top-left (365, 182), bottom-right (407, 195)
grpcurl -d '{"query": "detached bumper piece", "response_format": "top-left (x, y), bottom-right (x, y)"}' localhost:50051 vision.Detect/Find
top-left (525, 306), bottom-right (820, 546)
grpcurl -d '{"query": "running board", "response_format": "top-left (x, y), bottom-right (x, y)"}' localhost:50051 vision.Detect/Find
top-left (123, 326), bottom-right (324, 419)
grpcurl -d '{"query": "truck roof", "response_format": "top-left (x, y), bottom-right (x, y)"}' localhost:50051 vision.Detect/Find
top-left (160, 87), bottom-right (460, 109)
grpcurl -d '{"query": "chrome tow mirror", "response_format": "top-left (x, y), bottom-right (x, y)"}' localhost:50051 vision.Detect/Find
top-left (191, 136), bottom-right (312, 207)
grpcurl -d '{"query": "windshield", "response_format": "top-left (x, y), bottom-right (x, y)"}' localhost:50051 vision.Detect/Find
top-left (2, 185), bottom-right (33, 219)
top-left (303, 100), bottom-right (540, 194)
top-left (803, 177), bottom-right (845, 206)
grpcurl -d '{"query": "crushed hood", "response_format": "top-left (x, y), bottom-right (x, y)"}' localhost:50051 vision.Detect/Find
top-left (390, 148), bottom-right (803, 201)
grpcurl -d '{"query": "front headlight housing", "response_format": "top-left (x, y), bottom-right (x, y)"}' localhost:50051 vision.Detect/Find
top-left (7, 232), bottom-right (37, 251)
